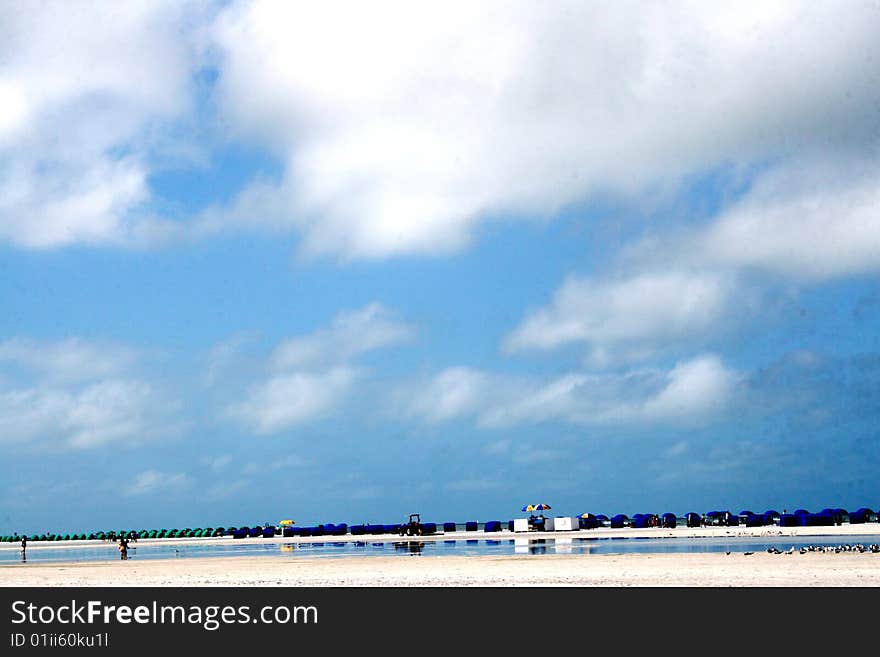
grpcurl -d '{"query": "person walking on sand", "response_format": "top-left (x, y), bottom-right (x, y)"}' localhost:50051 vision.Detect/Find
top-left (20, 534), bottom-right (27, 561)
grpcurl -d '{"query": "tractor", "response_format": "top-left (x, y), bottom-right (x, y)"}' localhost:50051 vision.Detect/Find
top-left (399, 513), bottom-right (424, 536)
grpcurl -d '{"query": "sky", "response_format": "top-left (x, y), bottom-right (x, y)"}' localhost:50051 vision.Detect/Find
top-left (2, 1), bottom-right (879, 535)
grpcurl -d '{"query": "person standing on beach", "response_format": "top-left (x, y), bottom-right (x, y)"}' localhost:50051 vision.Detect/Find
top-left (20, 534), bottom-right (27, 561)
top-left (118, 536), bottom-right (128, 560)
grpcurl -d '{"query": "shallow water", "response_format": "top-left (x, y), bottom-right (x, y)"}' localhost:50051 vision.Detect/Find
top-left (3, 534), bottom-right (878, 564)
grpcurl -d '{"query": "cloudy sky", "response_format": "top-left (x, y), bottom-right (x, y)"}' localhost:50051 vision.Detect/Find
top-left (2, 1), bottom-right (879, 534)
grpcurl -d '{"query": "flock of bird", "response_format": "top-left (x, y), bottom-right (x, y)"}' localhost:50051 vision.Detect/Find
top-left (771, 543), bottom-right (880, 555)
top-left (727, 543), bottom-right (880, 555)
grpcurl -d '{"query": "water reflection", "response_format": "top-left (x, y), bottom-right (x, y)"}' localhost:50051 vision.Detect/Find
top-left (5, 533), bottom-right (875, 564)
top-left (394, 541), bottom-right (425, 555)
top-left (514, 538), bottom-right (549, 554)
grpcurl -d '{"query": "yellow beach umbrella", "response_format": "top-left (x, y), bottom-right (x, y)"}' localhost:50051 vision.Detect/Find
top-left (279, 519), bottom-right (295, 526)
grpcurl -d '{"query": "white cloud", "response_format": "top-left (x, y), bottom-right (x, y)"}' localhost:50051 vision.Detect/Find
top-left (0, 379), bottom-right (172, 449)
top-left (229, 367), bottom-right (358, 435)
top-left (226, 303), bottom-right (413, 434)
top-left (399, 355), bottom-right (738, 429)
top-left (485, 355), bottom-right (739, 427)
top-left (638, 355), bottom-right (738, 422)
top-left (126, 470), bottom-right (191, 497)
top-left (685, 160), bottom-right (880, 281)
top-left (396, 367), bottom-right (495, 424)
top-left (272, 303), bottom-right (413, 369)
top-left (503, 155), bottom-right (880, 367)
top-left (0, 1), bottom-right (200, 248)
top-left (3, 1), bottom-right (877, 262)
top-left (0, 79), bottom-right (28, 144)
top-left (0, 337), bottom-right (178, 449)
top-left (503, 271), bottom-right (736, 364)
top-left (0, 337), bottom-right (138, 383)
top-left (204, 1), bottom-right (880, 260)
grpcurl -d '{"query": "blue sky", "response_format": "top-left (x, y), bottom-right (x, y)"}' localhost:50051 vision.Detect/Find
top-left (2, 1), bottom-right (879, 534)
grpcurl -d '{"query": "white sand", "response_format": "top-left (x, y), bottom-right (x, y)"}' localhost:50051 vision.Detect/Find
top-left (3, 524), bottom-right (880, 586)
top-left (4, 552), bottom-right (880, 587)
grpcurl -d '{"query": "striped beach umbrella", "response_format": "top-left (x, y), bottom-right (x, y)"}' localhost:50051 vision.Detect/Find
top-left (522, 503), bottom-right (552, 512)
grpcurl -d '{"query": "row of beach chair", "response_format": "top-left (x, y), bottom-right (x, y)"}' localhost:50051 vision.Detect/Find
top-left (5, 507), bottom-right (877, 544)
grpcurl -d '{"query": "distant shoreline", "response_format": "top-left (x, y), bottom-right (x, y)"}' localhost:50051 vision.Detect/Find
top-left (3, 522), bottom-right (879, 553)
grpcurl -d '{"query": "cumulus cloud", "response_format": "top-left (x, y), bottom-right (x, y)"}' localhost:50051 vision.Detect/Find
top-left (228, 303), bottom-right (412, 434)
top-left (0, 337), bottom-right (178, 449)
top-left (636, 355), bottom-right (738, 422)
top-left (229, 367), bottom-right (357, 435)
top-left (504, 152), bottom-right (880, 366)
top-left (394, 366), bottom-right (497, 424)
top-left (0, 379), bottom-right (171, 449)
top-left (203, 1), bottom-right (880, 260)
top-left (3, 2), bottom-right (878, 263)
top-left (0, 1), bottom-right (200, 248)
top-left (0, 337), bottom-right (139, 383)
top-left (682, 160), bottom-right (880, 281)
top-left (399, 355), bottom-right (739, 429)
top-left (271, 303), bottom-right (413, 369)
top-left (504, 271), bottom-right (737, 364)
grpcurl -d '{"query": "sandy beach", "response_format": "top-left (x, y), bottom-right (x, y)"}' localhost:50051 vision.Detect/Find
top-left (5, 552), bottom-right (880, 587)
top-left (3, 524), bottom-right (880, 586)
